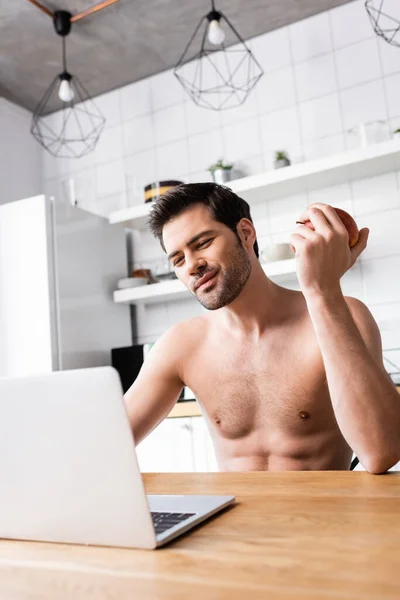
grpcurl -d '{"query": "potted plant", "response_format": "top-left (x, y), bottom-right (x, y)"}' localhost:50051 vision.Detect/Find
top-left (274, 150), bottom-right (291, 169)
top-left (393, 128), bottom-right (400, 140)
top-left (208, 158), bottom-right (234, 184)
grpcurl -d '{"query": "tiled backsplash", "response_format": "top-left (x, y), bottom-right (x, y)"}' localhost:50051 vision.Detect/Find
top-left (42, 0), bottom-right (400, 369)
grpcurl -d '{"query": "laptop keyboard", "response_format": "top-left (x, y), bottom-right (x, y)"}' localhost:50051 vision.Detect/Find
top-left (151, 511), bottom-right (196, 535)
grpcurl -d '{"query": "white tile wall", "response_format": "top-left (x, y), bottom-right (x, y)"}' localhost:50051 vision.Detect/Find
top-left (93, 89), bottom-right (122, 127)
top-left (369, 303), bottom-right (400, 351)
top-left (363, 256), bottom-right (400, 305)
top-left (351, 172), bottom-right (400, 216)
top-left (167, 298), bottom-right (205, 325)
top-left (330, 0), bottom-right (374, 49)
top-left (308, 183), bottom-right (353, 212)
top-left (135, 303), bottom-right (169, 340)
top-left (188, 129), bottom-right (224, 173)
top-left (384, 73), bottom-right (400, 119)
top-left (299, 93), bottom-right (342, 142)
top-left (222, 117), bottom-right (262, 163)
top-left (91, 123), bottom-right (123, 165)
top-left (123, 114), bottom-right (155, 155)
top-left (186, 169), bottom-right (213, 184)
top-left (268, 193), bottom-right (309, 232)
top-left (124, 149), bottom-right (157, 203)
top-left (302, 133), bottom-right (345, 161)
top-left (153, 103), bottom-right (187, 146)
top-left (95, 159), bottom-right (125, 198)
top-left (255, 67), bottom-right (297, 115)
top-left (335, 38), bottom-right (381, 90)
top-left (156, 139), bottom-right (189, 181)
top-left (378, 37), bottom-right (400, 78)
top-left (220, 91), bottom-right (258, 127)
top-left (294, 54), bottom-right (337, 103)
top-left (340, 80), bottom-right (387, 131)
top-left (121, 78), bottom-right (152, 121)
top-left (41, 0), bottom-right (400, 356)
top-left (233, 155), bottom-right (265, 178)
top-left (251, 28), bottom-right (292, 73)
top-left (150, 70), bottom-right (185, 111)
top-left (289, 11), bottom-right (333, 62)
top-left (260, 106), bottom-right (302, 158)
top-left (340, 264), bottom-right (364, 301)
top-left (185, 100), bottom-right (221, 137)
top-left (357, 209), bottom-right (400, 260)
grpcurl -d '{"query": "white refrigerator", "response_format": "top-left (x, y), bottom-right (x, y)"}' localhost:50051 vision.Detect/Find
top-left (0, 194), bottom-right (131, 377)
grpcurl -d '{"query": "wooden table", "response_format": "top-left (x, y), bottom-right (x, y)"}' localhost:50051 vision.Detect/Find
top-left (1, 472), bottom-right (400, 599)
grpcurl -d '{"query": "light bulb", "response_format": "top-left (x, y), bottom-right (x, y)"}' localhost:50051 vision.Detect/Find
top-left (59, 78), bottom-right (74, 103)
top-left (208, 19), bottom-right (225, 45)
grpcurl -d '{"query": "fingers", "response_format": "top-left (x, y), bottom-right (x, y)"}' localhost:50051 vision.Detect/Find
top-left (350, 227), bottom-right (369, 261)
top-left (290, 233), bottom-right (307, 254)
top-left (313, 203), bottom-right (348, 235)
top-left (297, 206), bottom-right (333, 240)
top-left (297, 203), bottom-right (349, 242)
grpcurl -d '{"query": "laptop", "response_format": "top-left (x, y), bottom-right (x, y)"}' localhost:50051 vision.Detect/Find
top-left (0, 367), bottom-right (234, 549)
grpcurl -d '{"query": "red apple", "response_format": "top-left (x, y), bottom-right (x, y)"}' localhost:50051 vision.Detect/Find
top-left (298, 207), bottom-right (360, 248)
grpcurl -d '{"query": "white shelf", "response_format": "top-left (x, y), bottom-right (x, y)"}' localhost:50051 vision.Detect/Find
top-left (109, 202), bottom-right (151, 229)
top-left (108, 139), bottom-right (400, 230)
top-left (113, 259), bottom-right (297, 305)
top-left (114, 278), bottom-right (187, 305)
top-left (230, 138), bottom-right (400, 204)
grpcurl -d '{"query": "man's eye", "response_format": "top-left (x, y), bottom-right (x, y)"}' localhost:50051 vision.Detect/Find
top-left (198, 239), bottom-right (212, 248)
top-left (173, 257), bottom-right (184, 267)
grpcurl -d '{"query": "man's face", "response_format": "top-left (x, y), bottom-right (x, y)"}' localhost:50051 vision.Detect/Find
top-left (163, 204), bottom-right (252, 310)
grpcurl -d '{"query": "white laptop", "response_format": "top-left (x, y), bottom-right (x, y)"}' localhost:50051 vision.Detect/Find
top-left (0, 367), bottom-right (234, 549)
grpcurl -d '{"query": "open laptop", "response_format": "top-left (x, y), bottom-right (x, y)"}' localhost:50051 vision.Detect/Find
top-left (0, 367), bottom-right (234, 549)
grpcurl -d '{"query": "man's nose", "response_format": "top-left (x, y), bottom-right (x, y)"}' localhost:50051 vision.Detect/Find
top-left (187, 255), bottom-right (206, 277)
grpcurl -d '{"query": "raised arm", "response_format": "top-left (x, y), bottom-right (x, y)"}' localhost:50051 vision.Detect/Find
top-left (124, 325), bottom-right (185, 445)
top-left (291, 203), bottom-right (400, 473)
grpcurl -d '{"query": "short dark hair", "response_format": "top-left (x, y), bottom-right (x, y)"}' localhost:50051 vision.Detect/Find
top-left (148, 182), bottom-right (259, 258)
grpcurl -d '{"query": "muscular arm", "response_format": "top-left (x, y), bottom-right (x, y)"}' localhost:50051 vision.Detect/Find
top-left (124, 325), bottom-right (185, 445)
top-left (306, 292), bottom-right (400, 474)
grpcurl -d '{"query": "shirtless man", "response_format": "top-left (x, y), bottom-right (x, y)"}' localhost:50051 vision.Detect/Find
top-left (124, 183), bottom-right (400, 473)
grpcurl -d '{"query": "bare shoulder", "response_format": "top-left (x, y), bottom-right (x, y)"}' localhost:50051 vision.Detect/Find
top-left (152, 314), bottom-right (209, 359)
top-left (344, 296), bottom-right (383, 365)
top-left (166, 314), bottom-right (208, 340)
top-left (344, 296), bottom-right (377, 329)
top-left (133, 314), bottom-right (209, 389)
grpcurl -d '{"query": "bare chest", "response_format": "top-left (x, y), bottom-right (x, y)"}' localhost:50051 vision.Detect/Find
top-left (184, 335), bottom-right (336, 441)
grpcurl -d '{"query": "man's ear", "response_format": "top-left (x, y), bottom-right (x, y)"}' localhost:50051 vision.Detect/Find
top-left (236, 218), bottom-right (256, 248)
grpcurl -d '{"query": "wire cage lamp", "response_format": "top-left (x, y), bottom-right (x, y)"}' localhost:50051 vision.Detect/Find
top-left (174, 0), bottom-right (263, 111)
top-left (28, 1), bottom-right (119, 158)
top-left (365, 0), bottom-right (400, 48)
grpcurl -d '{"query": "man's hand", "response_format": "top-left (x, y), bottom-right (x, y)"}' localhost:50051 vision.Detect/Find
top-left (290, 203), bottom-right (369, 298)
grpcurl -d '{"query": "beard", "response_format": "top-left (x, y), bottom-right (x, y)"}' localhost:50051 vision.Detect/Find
top-left (193, 238), bottom-right (252, 311)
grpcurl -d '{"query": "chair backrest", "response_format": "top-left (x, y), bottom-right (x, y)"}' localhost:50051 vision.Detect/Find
top-left (350, 457), bottom-right (359, 470)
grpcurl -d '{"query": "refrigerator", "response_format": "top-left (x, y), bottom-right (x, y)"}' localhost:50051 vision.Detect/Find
top-left (0, 194), bottom-right (131, 377)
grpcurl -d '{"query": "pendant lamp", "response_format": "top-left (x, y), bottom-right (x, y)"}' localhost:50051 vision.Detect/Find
top-left (28, 0), bottom-right (119, 158)
top-left (174, 0), bottom-right (263, 111)
top-left (365, 0), bottom-right (400, 48)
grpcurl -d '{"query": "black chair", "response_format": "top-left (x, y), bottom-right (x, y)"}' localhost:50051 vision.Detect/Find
top-left (350, 456), bottom-right (359, 470)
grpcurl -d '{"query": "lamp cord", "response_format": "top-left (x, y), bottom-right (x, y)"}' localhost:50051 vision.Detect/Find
top-left (62, 36), bottom-right (67, 72)
top-left (211, 0), bottom-right (215, 11)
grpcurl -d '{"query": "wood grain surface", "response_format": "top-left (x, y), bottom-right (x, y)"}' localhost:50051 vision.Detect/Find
top-left (0, 471), bottom-right (399, 599)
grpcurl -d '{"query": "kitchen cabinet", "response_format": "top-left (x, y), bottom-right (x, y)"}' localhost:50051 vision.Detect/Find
top-left (135, 416), bottom-right (218, 473)
top-left (136, 418), bottom-right (196, 472)
top-left (191, 416), bottom-right (219, 472)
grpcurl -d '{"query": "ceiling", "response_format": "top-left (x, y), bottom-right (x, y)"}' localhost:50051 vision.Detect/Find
top-left (0, 0), bottom-right (353, 113)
